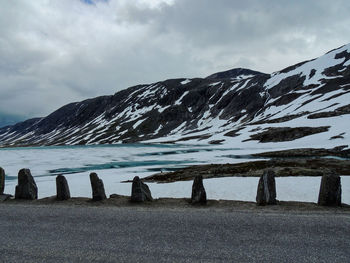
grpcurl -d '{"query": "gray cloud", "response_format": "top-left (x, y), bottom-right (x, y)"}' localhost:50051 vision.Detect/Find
top-left (1, 0), bottom-right (350, 118)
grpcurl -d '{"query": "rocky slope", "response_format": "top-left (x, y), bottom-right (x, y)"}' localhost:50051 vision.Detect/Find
top-left (0, 44), bottom-right (350, 148)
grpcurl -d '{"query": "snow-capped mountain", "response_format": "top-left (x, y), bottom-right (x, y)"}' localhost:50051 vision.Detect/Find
top-left (1, 44), bottom-right (350, 148)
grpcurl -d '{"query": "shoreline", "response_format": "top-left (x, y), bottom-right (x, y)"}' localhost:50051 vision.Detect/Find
top-left (141, 157), bottom-right (350, 183)
top-left (2, 195), bottom-right (350, 214)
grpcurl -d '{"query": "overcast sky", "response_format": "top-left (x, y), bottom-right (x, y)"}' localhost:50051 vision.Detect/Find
top-left (1, 0), bottom-right (350, 118)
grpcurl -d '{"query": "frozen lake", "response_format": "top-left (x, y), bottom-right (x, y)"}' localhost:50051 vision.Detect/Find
top-left (1, 143), bottom-right (349, 204)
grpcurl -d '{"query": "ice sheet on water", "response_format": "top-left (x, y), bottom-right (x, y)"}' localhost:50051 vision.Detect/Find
top-left (1, 144), bottom-right (350, 204)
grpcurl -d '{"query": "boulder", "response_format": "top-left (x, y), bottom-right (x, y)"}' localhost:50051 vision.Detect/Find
top-left (318, 173), bottom-right (341, 206)
top-left (256, 169), bottom-right (277, 205)
top-left (89, 172), bottom-right (107, 201)
top-left (131, 176), bottom-right (153, 202)
top-left (0, 167), bottom-right (4, 195)
top-left (191, 175), bottom-right (207, 204)
top-left (56, 175), bottom-right (71, 200)
top-left (15, 169), bottom-right (38, 200)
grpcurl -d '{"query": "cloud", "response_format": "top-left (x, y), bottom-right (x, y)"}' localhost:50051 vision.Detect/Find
top-left (0, 0), bottom-right (350, 117)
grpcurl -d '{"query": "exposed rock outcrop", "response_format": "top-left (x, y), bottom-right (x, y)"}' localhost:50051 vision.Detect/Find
top-left (308, 104), bottom-right (350, 119)
top-left (318, 173), bottom-right (342, 206)
top-left (56, 175), bottom-right (71, 200)
top-left (256, 170), bottom-right (277, 205)
top-left (15, 168), bottom-right (38, 200)
top-left (245, 126), bottom-right (330, 143)
top-left (131, 176), bottom-right (153, 202)
top-left (252, 145), bottom-right (350, 158)
top-left (191, 175), bottom-right (207, 204)
top-left (89, 172), bottom-right (107, 201)
top-left (141, 158), bottom-right (350, 183)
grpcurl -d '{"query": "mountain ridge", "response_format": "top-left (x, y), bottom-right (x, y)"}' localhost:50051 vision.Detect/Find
top-left (1, 44), bottom-right (350, 149)
top-left (205, 68), bottom-right (268, 80)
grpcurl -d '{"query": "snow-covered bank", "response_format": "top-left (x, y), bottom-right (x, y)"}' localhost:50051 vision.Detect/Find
top-left (4, 170), bottom-right (350, 205)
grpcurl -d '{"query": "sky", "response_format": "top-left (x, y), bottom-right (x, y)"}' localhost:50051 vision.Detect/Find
top-left (1, 0), bottom-right (350, 119)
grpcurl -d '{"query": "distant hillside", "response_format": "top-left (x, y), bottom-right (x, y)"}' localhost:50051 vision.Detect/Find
top-left (0, 44), bottom-right (350, 149)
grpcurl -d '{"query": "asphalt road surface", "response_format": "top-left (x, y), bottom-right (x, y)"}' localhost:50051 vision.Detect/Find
top-left (0, 204), bottom-right (349, 263)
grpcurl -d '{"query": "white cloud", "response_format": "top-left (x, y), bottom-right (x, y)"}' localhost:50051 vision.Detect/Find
top-left (0, 0), bottom-right (350, 117)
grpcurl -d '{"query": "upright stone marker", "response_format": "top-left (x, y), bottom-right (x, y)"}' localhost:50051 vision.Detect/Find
top-left (15, 168), bottom-right (38, 200)
top-left (131, 176), bottom-right (153, 202)
top-left (318, 173), bottom-right (341, 206)
top-left (89, 172), bottom-right (107, 201)
top-left (191, 175), bottom-right (207, 204)
top-left (0, 167), bottom-right (13, 201)
top-left (256, 169), bottom-right (277, 205)
top-left (56, 175), bottom-right (71, 200)
top-left (0, 167), bottom-right (5, 195)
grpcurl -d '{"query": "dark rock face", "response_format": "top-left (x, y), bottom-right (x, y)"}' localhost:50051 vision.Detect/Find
top-left (15, 169), bottom-right (38, 200)
top-left (131, 176), bottom-right (153, 202)
top-left (56, 175), bottom-right (71, 200)
top-left (0, 167), bottom-right (4, 195)
top-left (318, 173), bottom-right (342, 206)
top-left (245, 126), bottom-right (330, 143)
top-left (89, 172), bottom-right (107, 201)
top-left (191, 175), bottom-right (207, 204)
top-left (256, 170), bottom-right (277, 205)
top-left (253, 146), bottom-right (350, 158)
top-left (307, 104), bottom-right (350, 119)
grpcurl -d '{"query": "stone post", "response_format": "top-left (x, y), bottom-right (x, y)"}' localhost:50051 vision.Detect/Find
top-left (256, 169), bottom-right (277, 205)
top-left (15, 168), bottom-right (38, 200)
top-left (191, 175), bottom-right (207, 204)
top-left (131, 176), bottom-right (153, 202)
top-left (89, 172), bottom-right (107, 201)
top-left (318, 173), bottom-right (341, 206)
top-left (56, 175), bottom-right (71, 200)
top-left (0, 167), bottom-right (5, 195)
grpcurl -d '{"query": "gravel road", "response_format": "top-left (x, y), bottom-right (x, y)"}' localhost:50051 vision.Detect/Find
top-left (0, 204), bottom-right (349, 263)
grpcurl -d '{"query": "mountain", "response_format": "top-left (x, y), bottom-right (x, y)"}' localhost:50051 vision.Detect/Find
top-left (0, 44), bottom-right (350, 148)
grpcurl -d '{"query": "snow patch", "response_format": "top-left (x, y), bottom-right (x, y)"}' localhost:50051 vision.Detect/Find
top-left (133, 118), bottom-right (146, 129)
top-left (175, 91), bottom-right (189, 105)
top-left (209, 81), bottom-right (221, 86)
top-left (180, 79), bottom-right (191, 85)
